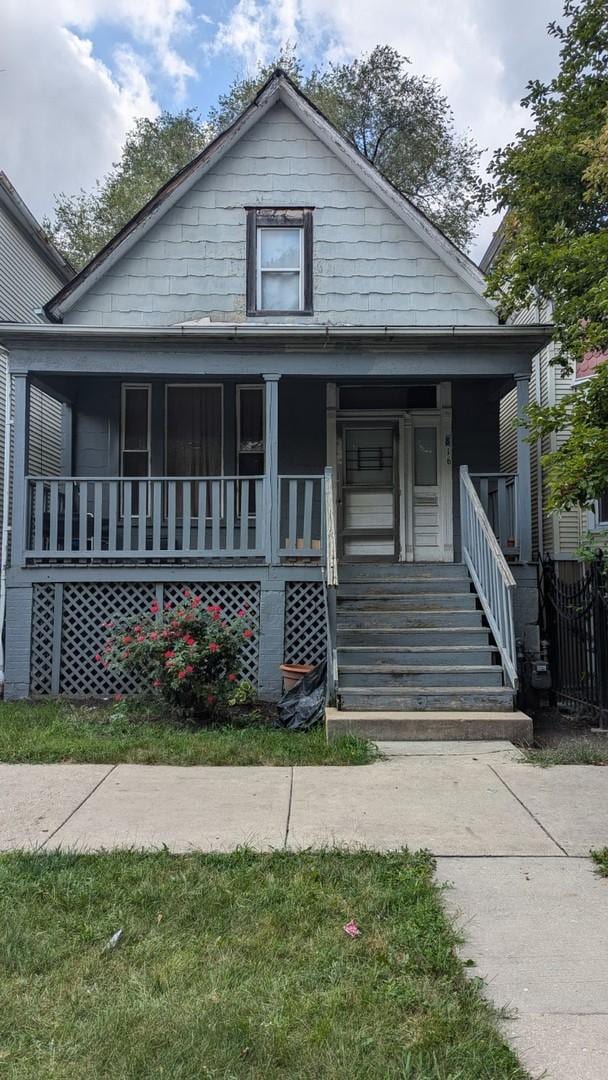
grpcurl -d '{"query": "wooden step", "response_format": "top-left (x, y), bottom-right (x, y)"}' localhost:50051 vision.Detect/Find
top-left (338, 687), bottom-right (515, 711)
top-left (338, 665), bottom-right (504, 688)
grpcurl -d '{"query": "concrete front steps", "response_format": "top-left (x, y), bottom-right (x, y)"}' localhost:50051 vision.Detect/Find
top-left (329, 561), bottom-right (532, 742)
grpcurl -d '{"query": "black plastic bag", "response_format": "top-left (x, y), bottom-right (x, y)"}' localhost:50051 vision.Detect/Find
top-left (276, 660), bottom-right (327, 731)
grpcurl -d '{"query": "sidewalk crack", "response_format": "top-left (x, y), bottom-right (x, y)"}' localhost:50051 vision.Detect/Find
top-left (283, 767), bottom-right (294, 849)
top-left (40, 764), bottom-right (118, 849)
top-left (489, 765), bottom-right (568, 855)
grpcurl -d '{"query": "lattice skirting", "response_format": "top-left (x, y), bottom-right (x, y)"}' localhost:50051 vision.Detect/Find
top-left (283, 582), bottom-right (326, 666)
top-left (30, 581), bottom-right (260, 697)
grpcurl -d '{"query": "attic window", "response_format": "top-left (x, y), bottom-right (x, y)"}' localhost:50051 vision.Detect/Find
top-left (246, 208), bottom-right (313, 315)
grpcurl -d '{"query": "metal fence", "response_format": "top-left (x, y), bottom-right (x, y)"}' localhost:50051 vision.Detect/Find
top-left (539, 551), bottom-right (608, 728)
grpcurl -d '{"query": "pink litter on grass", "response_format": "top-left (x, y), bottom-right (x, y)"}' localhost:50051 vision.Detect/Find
top-left (343, 920), bottom-right (361, 938)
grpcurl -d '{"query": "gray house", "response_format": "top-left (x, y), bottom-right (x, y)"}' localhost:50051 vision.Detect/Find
top-left (0, 72), bottom-right (549, 738)
top-left (0, 172), bottom-right (73, 684)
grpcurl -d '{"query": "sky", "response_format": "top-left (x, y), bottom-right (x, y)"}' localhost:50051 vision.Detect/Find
top-left (0, 0), bottom-right (564, 262)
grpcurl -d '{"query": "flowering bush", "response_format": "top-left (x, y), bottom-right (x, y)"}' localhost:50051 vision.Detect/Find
top-left (96, 591), bottom-right (254, 721)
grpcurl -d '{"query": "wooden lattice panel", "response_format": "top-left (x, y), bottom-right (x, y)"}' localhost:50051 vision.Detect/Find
top-left (284, 582), bottom-right (326, 666)
top-left (30, 584), bottom-right (55, 694)
top-left (60, 583), bottom-right (157, 696)
top-left (163, 582), bottom-right (260, 684)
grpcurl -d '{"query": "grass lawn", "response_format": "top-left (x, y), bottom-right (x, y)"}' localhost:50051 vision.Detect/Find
top-left (0, 849), bottom-right (526, 1079)
top-left (591, 849), bottom-right (608, 876)
top-left (0, 700), bottom-right (377, 766)
top-left (522, 735), bottom-right (608, 767)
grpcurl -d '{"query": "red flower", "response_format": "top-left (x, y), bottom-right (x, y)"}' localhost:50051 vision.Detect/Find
top-left (136, 634), bottom-right (145, 643)
top-left (123, 635), bottom-right (132, 645)
top-left (242, 629), bottom-right (253, 639)
top-left (102, 620), bottom-right (115, 629)
top-left (185, 664), bottom-right (194, 674)
top-left (237, 609), bottom-right (246, 618)
top-left (182, 588), bottom-right (191, 598)
top-left (149, 631), bottom-right (158, 641)
top-left (152, 678), bottom-right (161, 688)
top-left (134, 625), bottom-right (142, 633)
top-left (164, 649), bottom-right (175, 658)
top-left (94, 653), bottom-right (102, 663)
top-left (114, 693), bottom-right (123, 702)
top-left (207, 694), bottom-right (216, 705)
top-left (122, 650), bottom-right (130, 660)
top-left (183, 634), bottom-right (195, 646)
top-left (227, 673), bottom-right (237, 683)
top-left (177, 669), bottom-right (187, 680)
top-left (164, 601), bottom-right (173, 611)
top-left (191, 596), bottom-right (202, 608)
top-left (150, 601), bottom-right (159, 615)
top-left (208, 642), bottom-right (220, 653)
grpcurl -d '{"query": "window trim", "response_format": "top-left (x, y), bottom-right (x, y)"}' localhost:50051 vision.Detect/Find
top-left (246, 207), bottom-right (313, 316)
top-left (164, 382), bottom-right (224, 480)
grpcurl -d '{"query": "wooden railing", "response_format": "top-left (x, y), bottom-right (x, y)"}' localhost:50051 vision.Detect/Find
top-left (322, 465), bottom-right (339, 704)
top-left (25, 476), bottom-right (266, 560)
top-left (470, 472), bottom-right (518, 555)
top-left (460, 465), bottom-right (518, 688)
top-left (278, 475), bottom-right (324, 557)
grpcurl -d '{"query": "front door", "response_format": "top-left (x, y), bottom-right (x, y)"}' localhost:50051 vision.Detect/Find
top-left (339, 424), bottom-right (397, 559)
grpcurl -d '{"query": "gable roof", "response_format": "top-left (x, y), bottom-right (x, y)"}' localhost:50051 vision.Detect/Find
top-left (45, 69), bottom-right (493, 322)
top-left (0, 172), bottom-right (74, 284)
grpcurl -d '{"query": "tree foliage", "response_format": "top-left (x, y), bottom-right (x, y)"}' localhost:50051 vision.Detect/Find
top-left (487, 0), bottom-right (608, 364)
top-left (47, 45), bottom-right (486, 267)
top-left (487, 0), bottom-right (608, 511)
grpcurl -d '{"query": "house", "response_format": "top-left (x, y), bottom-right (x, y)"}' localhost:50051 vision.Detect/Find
top-left (481, 220), bottom-right (607, 562)
top-left (0, 71), bottom-right (550, 738)
top-left (0, 172), bottom-right (73, 682)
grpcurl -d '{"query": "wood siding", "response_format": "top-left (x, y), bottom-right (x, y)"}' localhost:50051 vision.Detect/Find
top-left (499, 305), bottom-right (583, 556)
top-left (64, 102), bottom-right (497, 330)
top-left (0, 205), bottom-right (63, 323)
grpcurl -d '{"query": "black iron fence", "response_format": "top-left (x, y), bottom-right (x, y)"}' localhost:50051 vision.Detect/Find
top-left (539, 552), bottom-right (608, 728)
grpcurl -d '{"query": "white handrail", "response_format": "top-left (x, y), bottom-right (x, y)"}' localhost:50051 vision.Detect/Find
top-left (460, 465), bottom-right (518, 689)
top-left (323, 466), bottom-right (339, 704)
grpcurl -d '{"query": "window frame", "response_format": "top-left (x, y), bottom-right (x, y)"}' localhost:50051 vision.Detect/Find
top-left (595, 491), bottom-right (608, 528)
top-left (246, 207), bottom-right (313, 316)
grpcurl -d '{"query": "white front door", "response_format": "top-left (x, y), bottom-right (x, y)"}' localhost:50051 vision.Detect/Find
top-left (340, 425), bottom-right (397, 558)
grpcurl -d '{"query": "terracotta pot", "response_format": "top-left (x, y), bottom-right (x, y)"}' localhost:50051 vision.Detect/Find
top-left (279, 662), bottom-right (314, 693)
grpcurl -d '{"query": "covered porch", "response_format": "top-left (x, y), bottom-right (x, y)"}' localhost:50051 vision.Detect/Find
top-left (15, 372), bottom-right (533, 569)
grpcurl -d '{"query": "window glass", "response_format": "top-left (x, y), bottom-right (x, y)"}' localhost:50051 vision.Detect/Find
top-left (339, 385), bottom-right (437, 410)
top-left (123, 387), bottom-right (149, 451)
top-left (260, 271), bottom-right (300, 312)
top-left (598, 490), bottom-right (608, 524)
top-left (238, 387), bottom-right (264, 452)
top-left (414, 427), bottom-right (437, 486)
top-left (259, 228), bottom-right (300, 269)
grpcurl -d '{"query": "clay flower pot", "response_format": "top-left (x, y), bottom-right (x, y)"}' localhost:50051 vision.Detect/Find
top-left (279, 663), bottom-right (314, 693)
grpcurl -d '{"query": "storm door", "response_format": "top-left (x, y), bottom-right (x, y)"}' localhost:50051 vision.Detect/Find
top-left (339, 424), bottom-right (397, 558)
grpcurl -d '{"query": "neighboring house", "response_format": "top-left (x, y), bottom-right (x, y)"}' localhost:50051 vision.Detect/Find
top-left (0, 172), bottom-right (74, 681)
top-left (0, 72), bottom-right (550, 735)
top-left (481, 220), bottom-right (607, 560)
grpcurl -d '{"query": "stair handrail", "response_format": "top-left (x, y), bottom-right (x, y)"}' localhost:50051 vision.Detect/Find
top-left (460, 465), bottom-right (518, 689)
top-left (323, 466), bottom-right (339, 704)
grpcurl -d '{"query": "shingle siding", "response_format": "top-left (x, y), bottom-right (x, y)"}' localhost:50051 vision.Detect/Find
top-left (65, 102), bottom-right (497, 329)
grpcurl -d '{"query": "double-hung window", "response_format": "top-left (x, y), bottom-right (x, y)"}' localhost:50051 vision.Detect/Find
top-left (246, 208), bottom-right (313, 315)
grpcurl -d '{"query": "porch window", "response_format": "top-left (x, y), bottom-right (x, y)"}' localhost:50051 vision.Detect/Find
top-left (165, 385), bottom-right (223, 478)
top-left (237, 385), bottom-right (265, 477)
top-left (414, 427), bottom-right (438, 486)
top-left (246, 208), bottom-right (313, 315)
top-left (121, 384), bottom-right (151, 478)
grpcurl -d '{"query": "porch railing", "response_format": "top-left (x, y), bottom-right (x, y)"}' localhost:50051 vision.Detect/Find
top-left (460, 465), bottom-right (518, 688)
top-left (322, 465), bottom-right (339, 704)
top-left (24, 474), bottom-right (327, 563)
top-left (25, 476), bottom-right (267, 560)
top-left (470, 472), bottom-right (518, 556)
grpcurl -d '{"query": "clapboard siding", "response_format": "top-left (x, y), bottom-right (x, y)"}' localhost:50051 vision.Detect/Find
top-left (0, 206), bottom-right (63, 323)
top-left (65, 102), bottom-right (497, 329)
top-left (28, 387), bottom-right (63, 475)
top-left (499, 303), bottom-right (583, 556)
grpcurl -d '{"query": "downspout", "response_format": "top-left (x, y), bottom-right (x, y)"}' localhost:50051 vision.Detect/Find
top-left (0, 369), bottom-right (13, 687)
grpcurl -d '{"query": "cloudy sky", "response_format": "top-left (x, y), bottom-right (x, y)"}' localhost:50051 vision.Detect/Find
top-left (1, 0), bottom-right (564, 261)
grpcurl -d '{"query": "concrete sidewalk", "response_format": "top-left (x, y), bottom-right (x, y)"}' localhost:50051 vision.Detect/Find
top-left (1, 741), bottom-right (607, 1078)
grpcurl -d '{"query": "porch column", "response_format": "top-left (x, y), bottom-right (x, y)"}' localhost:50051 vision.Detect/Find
top-left (515, 373), bottom-right (532, 563)
top-left (263, 373), bottom-right (281, 565)
top-left (11, 373), bottom-right (29, 568)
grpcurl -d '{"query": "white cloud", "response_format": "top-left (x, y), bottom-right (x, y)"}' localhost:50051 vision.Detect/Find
top-left (0, 0), bottom-right (196, 220)
top-left (207, 0), bottom-right (562, 257)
